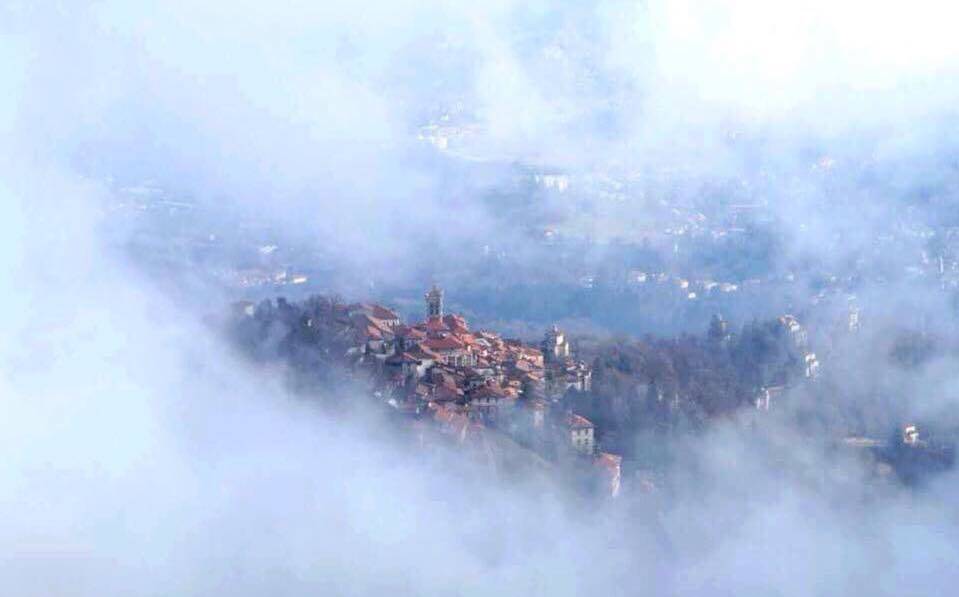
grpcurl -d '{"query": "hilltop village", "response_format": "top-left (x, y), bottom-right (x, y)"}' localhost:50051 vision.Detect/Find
top-left (227, 282), bottom-right (957, 494)
top-left (230, 286), bottom-right (622, 497)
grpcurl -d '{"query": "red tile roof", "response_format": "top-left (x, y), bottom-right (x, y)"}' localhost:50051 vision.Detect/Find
top-left (455, 333), bottom-right (478, 345)
top-left (512, 360), bottom-right (535, 372)
top-left (394, 325), bottom-right (427, 339)
top-left (371, 304), bottom-right (400, 321)
top-left (567, 413), bottom-right (594, 430)
top-left (351, 313), bottom-right (393, 337)
top-left (594, 452), bottom-right (622, 470)
top-left (424, 317), bottom-right (450, 332)
top-left (408, 346), bottom-right (442, 361)
top-left (433, 385), bottom-right (465, 402)
top-left (443, 314), bottom-right (469, 332)
top-left (422, 336), bottom-right (466, 352)
top-left (469, 383), bottom-right (506, 400)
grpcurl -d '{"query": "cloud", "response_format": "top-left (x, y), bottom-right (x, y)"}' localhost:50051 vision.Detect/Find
top-left (4, 2), bottom-right (959, 595)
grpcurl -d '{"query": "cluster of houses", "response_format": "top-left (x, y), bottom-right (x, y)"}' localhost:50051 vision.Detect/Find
top-left (324, 285), bottom-right (620, 497)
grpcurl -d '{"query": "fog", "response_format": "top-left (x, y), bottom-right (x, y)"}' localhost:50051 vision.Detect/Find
top-left (4, 1), bottom-right (959, 595)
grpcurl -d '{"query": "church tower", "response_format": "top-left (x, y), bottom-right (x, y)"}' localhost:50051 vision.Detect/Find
top-left (425, 284), bottom-right (444, 319)
top-left (542, 324), bottom-right (571, 365)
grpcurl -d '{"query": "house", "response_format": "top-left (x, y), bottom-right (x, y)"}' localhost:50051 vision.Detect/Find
top-left (422, 334), bottom-right (473, 367)
top-left (541, 325), bottom-right (592, 398)
top-left (594, 453), bottom-right (623, 498)
top-left (407, 346), bottom-right (442, 375)
top-left (469, 380), bottom-right (507, 407)
top-left (566, 413), bottom-right (595, 455)
top-left (546, 360), bottom-right (592, 397)
top-left (385, 352), bottom-right (421, 379)
top-left (804, 352), bottom-right (820, 379)
top-left (755, 385), bottom-right (785, 411)
top-left (370, 304), bottom-right (401, 327)
top-left (779, 315), bottom-right (808, 349)
top-left (394, 324), bottom-right (427, 352)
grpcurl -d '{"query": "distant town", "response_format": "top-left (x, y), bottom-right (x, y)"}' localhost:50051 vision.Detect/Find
top-left (109, 152), bottom-right (959, 343)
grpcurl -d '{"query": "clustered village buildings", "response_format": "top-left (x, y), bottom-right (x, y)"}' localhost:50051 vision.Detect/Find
top-left (350, 285), bottom-right (620, 496)
top-left (234, 283), bottom-right (955, 490)
top-left (234, 285), bottom-right (622, 497)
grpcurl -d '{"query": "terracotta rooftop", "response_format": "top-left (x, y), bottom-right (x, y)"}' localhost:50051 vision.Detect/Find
top-left (433, 385), bottom-right (464, 402)
top-left (567, 413), bottom-right (594, 430)
top-left (469, 383), bottom-right (507, 399)
top-left (512, 360), bottom-right (535, 373)
top-left (455, 333), bottom-right (478, 345)
top-left (394, 325), bottom-right (426, 339)
top-left (351, 313), bottom-right (393, 336)
top-left (594, 452), bottom-right (622, 470)
top-left (371, 304), bottom-right (400, 321)
top-left (423, 335), bottom-right (466, 352)
top-left (424, 317), bottom-right (450, 332)
top-left (443, 314), bottom-right (469, 331)
top-left (408, 346), bottom-right (443, 361)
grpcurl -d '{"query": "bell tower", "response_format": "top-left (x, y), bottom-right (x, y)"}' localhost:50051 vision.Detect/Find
top-left (425, 284), bottom-right (444, 319)
top-left (542, 324), bottom-right (571, 365)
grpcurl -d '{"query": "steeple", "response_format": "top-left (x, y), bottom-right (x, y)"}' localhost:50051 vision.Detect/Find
top-left (542, 323), bottom-right (571, 364)
top-left (425, 284), bottom-right (444, 319)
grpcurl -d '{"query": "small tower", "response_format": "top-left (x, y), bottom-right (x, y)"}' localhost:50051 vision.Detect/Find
top-left (425, 284), bottom-right (444, 319)
top-left (542, 324), bottom-right (571, 365)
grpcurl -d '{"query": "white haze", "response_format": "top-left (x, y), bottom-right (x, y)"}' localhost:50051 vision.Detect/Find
top-left (3, 1), bottom-right (959, 595)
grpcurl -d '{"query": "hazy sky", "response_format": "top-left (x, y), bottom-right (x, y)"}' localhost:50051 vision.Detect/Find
top-left (4, 2), bottom-right (959, 595)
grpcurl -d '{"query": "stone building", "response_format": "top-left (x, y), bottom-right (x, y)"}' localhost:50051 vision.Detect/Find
top-left (566, 412), bottom-right (595, 455)
top-left (425, 284), bottom-right (444, 319)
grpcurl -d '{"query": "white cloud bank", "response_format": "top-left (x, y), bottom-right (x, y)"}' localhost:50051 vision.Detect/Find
top-left (3, 2), bottom-right (959, 595)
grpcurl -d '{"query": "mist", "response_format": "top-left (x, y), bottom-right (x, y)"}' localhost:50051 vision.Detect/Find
top-left (4, 1), bottom-right (959, 595)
